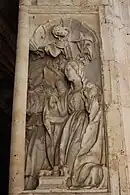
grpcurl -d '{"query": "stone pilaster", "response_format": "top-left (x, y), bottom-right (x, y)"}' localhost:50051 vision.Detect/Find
top-left (9, 0), bottom-right (29, 194)
top-left (100, 0), bottom-right (130, 194)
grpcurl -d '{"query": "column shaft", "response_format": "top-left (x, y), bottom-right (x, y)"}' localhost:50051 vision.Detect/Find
top-left (9, 0), bottom-right (29, 194)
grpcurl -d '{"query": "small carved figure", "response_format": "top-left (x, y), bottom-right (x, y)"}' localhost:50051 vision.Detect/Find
top-left (44, 19), bottom-right (72, 59)
top-left (43, 79), bottom-right (68, 169)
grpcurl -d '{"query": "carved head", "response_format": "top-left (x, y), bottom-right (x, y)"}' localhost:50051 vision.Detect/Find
top-left (52, 19), bottom-right (69, 39)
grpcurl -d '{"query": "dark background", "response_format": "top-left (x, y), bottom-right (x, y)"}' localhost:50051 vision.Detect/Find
top-left (0, 0), bottom-right (19, 194)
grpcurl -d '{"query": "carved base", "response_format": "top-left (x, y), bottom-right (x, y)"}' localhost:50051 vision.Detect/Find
top-left (21, 189), bottom-right (108, 195)
top-left (37, 176), bottom-right (70, 190)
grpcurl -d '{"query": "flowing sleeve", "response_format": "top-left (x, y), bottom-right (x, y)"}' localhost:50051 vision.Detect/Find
top-left (89, 98), bottom-right (100, 121)
top-left (45, 43), bottom-right (61, 57)
top-left (83, 87), bottom-right (100, 121)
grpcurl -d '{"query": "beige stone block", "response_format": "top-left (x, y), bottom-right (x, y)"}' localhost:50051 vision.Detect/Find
top-left (114, 61), bottom-right (130, 107)
top-left (104, 6), bottom-right (123, 29)
top-left (21, 191), bottom-right (111, 195)
top-left (37, 0), bottom-right (80, 5)
top-left (113, 0), bottom-right (120, 17)
top-left (118, 67), bottom-right (130, 107)
top-left (121, 107), bottom-right (130, 187)
top-left (106, 104), bottom-right (123, 195)
top-left (34, 0), bottom-right (102, 6)
top-left (119, 1), bottom-right (129, 26)
top-left (108, 0), bottom-right (113, 6)
top-left (118, 154), bottom-right (129, 195)
top-left (100, 59), bottom-right (130, 194)
top-left (101, 60), bottom-right (112, 106)
top-left (37, 176), bottom-right (68, 189)
top-left (101, 0), bottom-right (109, 5)
top-left (59, 0), bottom-right (74, 5)
top-left (108, 60), bottom-right (130, 193)
top-left (126, 31), bottom-right (130, 67)
top-left (115, 60), bottom-right (130, 190)
top-left (37, 0), bottom-right (59, 5)
top-left (100, 24), bottom-right (114, 61)
top-left (113, 28), bottom-right (126, 64)
top-left (87, 0), bottom-right (101, 6)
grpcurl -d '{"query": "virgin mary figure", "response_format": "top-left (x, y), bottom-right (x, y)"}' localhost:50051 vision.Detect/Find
top-left (59, 60), bottom-right (108, 189)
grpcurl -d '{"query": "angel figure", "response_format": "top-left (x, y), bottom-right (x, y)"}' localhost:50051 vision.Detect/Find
top-left (44, 19), bottom-right (72, 59)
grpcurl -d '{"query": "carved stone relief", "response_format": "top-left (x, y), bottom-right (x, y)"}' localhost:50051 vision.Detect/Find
top-left (25, 18), bottom-right (108, 191)
top-left (31, 0), bottom-right (101, 6)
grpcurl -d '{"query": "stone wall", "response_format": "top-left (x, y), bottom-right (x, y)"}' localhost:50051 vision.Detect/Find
top-left (100, 1), bottom-right (130, 194)
top-left (0, 1), bottom-right (18, 194)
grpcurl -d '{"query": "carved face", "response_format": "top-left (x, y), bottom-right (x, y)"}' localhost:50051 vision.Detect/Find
top-left (52, 25), bottom-right (69, 38)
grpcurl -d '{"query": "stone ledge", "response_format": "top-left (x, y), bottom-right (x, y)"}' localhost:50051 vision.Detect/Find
top-left (21, 189), bottom-right (109, 195)
top-left (29, 5), bottom-right (99, 14)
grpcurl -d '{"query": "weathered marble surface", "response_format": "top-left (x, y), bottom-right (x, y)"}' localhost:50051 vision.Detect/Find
top-left (9, 0), bottom-right (130, 195)
top-left (20, 189), bottom-right (109, 195)
top-left (25, 17), bottom-right (108, 191)
top-left (31, 0), bottom-right (101, 6)
top-left (9, 0), bottom-right (29, 195)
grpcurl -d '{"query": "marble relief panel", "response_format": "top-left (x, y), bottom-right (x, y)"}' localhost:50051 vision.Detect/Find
top-left (25, 17), bottom-right (108, 192)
